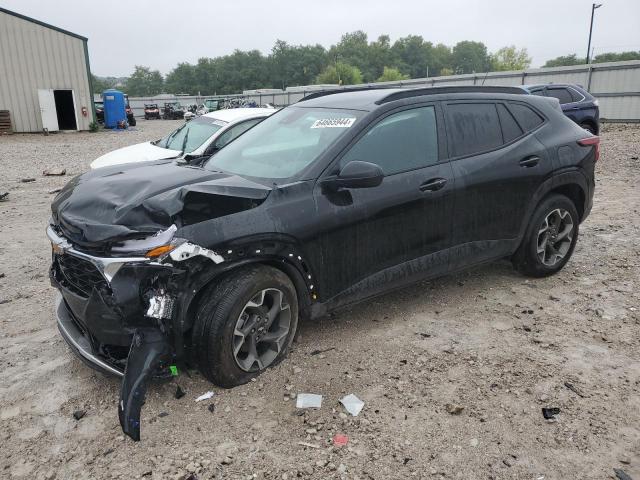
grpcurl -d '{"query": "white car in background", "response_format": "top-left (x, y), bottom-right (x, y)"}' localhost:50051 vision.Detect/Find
top-left (90, 108), bottom-right (275, 169)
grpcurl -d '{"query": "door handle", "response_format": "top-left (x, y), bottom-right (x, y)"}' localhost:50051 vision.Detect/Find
top-left (419, 178), bottom-right (447, 192)
top-left (519, 156), bottom-right (540, 168)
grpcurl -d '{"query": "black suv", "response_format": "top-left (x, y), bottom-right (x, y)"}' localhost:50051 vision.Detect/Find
top-left (521, 84), bottom-right (600, 135)
top-left (48, 86), bottom-right (598, 440)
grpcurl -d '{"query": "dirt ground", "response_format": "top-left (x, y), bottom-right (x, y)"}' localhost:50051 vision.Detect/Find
top-left (0, 120), bottom-right (639, 480)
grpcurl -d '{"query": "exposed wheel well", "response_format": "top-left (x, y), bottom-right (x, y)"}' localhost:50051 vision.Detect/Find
top-left (579, 119), bottom-right (598, 135)
top-left (546, 184), bottom-right (585, 221)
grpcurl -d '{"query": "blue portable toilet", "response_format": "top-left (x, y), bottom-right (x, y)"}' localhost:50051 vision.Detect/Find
top-left (102, 89), bottom-right (126, 128)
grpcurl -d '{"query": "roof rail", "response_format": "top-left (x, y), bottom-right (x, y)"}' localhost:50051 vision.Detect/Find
top-left (297, 85), bottom-right (395, 102)
top-left (375, 85), bottom-right (527, 104)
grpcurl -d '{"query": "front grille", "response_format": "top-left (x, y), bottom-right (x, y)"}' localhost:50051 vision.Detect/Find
top-left (56, 254), bottom-right (106, 298)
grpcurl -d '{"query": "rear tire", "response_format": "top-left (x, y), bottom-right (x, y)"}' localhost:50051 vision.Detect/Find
top-left (192, 266), bottom-right (299, 387)
top-left (512, 194), bottom-right (579, 277)
top-left (580, 121), bottom-right (596, 135)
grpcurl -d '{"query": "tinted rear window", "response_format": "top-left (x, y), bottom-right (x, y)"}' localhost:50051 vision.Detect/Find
top-left (546, 88), bottom-right (573, 104)
top-left (497, 104), bottom-right (523, 143)
top-left (508, 103), bottom-right (545, 132)
top-left (447, 103), bottom-right (502, 157)
top-left (568, 87), bottom-right (584, 102)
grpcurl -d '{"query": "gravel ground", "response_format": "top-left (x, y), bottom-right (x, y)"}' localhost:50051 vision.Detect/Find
top-left (0, 120), bottom-right (639, 480)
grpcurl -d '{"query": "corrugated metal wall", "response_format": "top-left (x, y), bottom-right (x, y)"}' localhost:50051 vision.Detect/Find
top-left (0, 10), bottom-right (92, 132)
top-left (129, 60), bottom-right (639, 121)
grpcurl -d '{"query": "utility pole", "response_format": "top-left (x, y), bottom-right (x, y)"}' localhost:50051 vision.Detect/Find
top-left (586, 3), bottom-right (603, 64)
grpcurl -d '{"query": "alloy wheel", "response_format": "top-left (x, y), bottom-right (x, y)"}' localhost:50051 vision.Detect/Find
top-left (232, 288), bottom-right (291, 372)
top-left (537, 208), bottom-right (574, 267)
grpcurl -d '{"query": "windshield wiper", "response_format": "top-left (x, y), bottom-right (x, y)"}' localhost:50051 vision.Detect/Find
top-left (180, 128), bottom-right (190, 154)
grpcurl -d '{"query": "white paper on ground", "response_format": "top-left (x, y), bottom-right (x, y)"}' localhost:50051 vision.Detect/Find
top-left (296, 393), bottom-right (323, 409)
top-left (340, 394), bottom-right (365, 416)
top-left (195, 391), bottom-right (214, 402)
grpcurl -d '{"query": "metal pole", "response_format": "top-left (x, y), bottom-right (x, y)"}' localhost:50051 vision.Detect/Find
top-left (586, 3), bottom-right (603, 64)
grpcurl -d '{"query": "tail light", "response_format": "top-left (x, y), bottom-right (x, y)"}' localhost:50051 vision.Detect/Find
top-left (577, 136), bottom-right (600, 162)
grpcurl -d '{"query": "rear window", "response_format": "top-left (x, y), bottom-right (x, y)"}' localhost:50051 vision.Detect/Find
top-left (497, 104), bottom-right (523, 143)
top-left (508, 103), bottom-right (545, 132)
top-left (546, 88), bottom-right (573, 104)
top-left (568, 87), bottom-right (584, 102)
top-left (447, 103), bottom-right (503, 157)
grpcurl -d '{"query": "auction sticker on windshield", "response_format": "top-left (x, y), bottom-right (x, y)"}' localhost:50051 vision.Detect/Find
top-left (311, 118), bottom-right (356, 129)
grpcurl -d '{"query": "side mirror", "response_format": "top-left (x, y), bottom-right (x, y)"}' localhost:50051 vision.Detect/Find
top-left (321, 161), bottom-right (383, 191)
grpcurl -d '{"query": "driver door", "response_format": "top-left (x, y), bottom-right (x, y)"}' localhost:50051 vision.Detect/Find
top-left (311, 104), bottom-right (454, 304)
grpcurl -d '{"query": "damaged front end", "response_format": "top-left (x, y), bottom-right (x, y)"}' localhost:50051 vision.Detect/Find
top-left (48, 221), bottom-right (226, 441)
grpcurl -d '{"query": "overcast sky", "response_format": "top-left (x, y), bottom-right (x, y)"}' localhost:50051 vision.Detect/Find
top-left (3, 0), bottom-right (640, 76)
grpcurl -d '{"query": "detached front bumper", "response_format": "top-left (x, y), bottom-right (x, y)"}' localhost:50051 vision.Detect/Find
top-left (55, 293), bottom-right (123, 377)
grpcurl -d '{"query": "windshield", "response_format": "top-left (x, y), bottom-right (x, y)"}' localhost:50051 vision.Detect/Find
top-left (204, 107), bottom-right (363, 179)
top-left (155, 116), bottom-right (227, 153)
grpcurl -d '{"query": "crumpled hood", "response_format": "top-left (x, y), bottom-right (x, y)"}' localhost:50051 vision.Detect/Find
top-left (52, 161), bottom-right (271, 244)
top-left (90, 142), bottom-right (182, 169)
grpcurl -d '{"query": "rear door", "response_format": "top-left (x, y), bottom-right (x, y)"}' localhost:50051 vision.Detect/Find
top-left (445, 100), bottom-right (551, 267)
top-left (312, 103), bottom-right (454, 302)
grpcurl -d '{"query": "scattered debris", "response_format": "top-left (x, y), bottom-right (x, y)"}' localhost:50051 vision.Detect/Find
top-left (293, 366), bottom-right (302, 374)
top-left (333, 434), bottom-right (349, 447)
top-left (73, 410), bottom-right (86, 421)
top-left (0, 299), bottom-right (11, 305)
top-left (620, 458), bottom-right (631, 465)
top-left (195, 391), bottom-right (214, 402)
top-left (158, 412), bottom-right (169, 418)
top-left (416, 332), bottom-right (432, 338)
top-left (103, 448), bottom-right (114, 456)
top-left (20, 178), bottom-right (35, 183)
top-left (340, 394), bottom-right (365, 416)
top-left (43, 168), bottom-right (66, 176)
top-left (184, 474), bottom-right (198, 480)
top-left (297, 441), bottom-right (321, 449)
top-left (614, 468), bottom-right (633, 480)
top-left (310, 347), bottom-right (335, 356)
top-left (542, 407), bottom-right (561, 419)
top-left (445, 404), bottom-right (464, 415)
top-left (175, 385), bottom-right (186, 399)
top-left (0, 273), bottom-right (5, 279)
top-left (296, 393), bottom-right (323, 409)
top-left (564, 381), bottom-right (586, 398)
top-left (48, 188), bottom-right (62, 194)
top-left (208, 404), bottom-right (215, 413)
top-left (141, 471), bottom-right (152, 477)
top-left (0, 192), bottom-right (8, 201)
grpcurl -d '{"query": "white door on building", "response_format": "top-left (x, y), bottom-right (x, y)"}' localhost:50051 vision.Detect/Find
top-left (37, 89), bottom-right (59, 132)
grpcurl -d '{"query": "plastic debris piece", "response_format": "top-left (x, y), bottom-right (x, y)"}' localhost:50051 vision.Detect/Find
top-left (340, 394), bottom-right (365, 416)
top-left (445, 404), bottom-right (464, 415)
top-left (614, 469), bottom-right (633, 480)
top-left (20, 178), bottom-right (35, 183)
top-left (208, 403), bottom-right (215, 413)
top-left (310, 347), bottom-right (335, 356)
top-left (158, 412), bottom-right (169, 418)
top-left (564, 381), bottom-right (585, 398)
top-left (542, 407), bottom-right (560, 419)
top-left (175, 385), bottom-right (186, 399)
top-left (169, 365), bottom-right (179, 376)
top-left (0, 192), bottom-right (8, 201)
top-left (296, 393), bottom-right (323, 409)
top-left (333, 434), bottom-right (349, 447)
top-left (195, 391), bottom-right (214, 402)
top-left (73, 409), bottom-right (86, 420)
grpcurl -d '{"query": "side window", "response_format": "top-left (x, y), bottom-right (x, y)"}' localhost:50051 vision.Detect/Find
top-left (546, 88), bottom-right (574, 104)
top-left (530, 89), bottom-right (545, 96)
top-left (568, 87), bottom-right (584, 102)
top-left (497, 104), bottom-right (523, 143)
top-left (215, 118), bottom-right (263, 148)
top-left (340, 106), bottom-right (438, 175)
top-left (446, 103), bottom-right (502, 157)
top-left (508, 103), bottom-right (545, 132)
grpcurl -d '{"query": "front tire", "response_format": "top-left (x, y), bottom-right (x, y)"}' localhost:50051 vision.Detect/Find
top-left (512, 194), bottom-right (579, 277)
top-left (192, 266), bottom-right (299, 387)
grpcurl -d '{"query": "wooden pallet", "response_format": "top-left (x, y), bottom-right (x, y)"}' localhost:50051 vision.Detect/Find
top-left (0, 110), bottom-right (12, 134)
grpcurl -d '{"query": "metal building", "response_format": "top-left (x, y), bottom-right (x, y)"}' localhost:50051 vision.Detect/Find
top-left (0, 7), bottom-right (94, 133)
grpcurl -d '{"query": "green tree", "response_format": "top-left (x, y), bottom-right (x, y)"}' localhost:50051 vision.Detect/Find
top-left (439, 67), bottom-right (454, 76)
top-left (91, 75), bottom-right (118, 94)
top-left (490, 46), bottom-right (532, 71)
top-left (377, 66), bottom-right (409, 82)
top-left (316, 62), bottom-right (363, 85)
top-left (391, 35), bottom-right (433, 78)
top-left (593, 51), bottom-right (640, 63)
top-left (164, 62), bottom-right (197, 94)
top-left (269, 40), bottom-right (328, 89)
top-left (329, 31), bottom-right (372, 81)
top-left (451, 41), bottom-right (491, 74)
top-left (543, 54), bottom-right (583, 68)
top-left (123, 66), bottom-right (164, 96)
